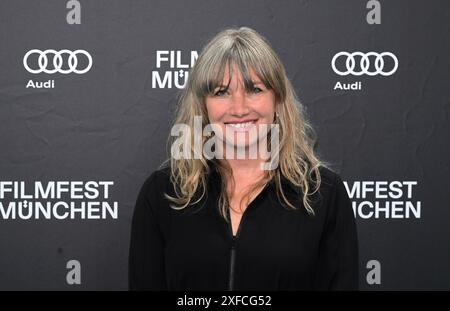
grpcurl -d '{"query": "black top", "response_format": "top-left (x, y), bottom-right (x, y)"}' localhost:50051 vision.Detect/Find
top-left (128, 165), bottom-right (359, 291)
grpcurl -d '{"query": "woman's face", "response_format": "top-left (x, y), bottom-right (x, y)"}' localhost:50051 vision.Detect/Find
top-left (205, 63), bottom-right (276, 151)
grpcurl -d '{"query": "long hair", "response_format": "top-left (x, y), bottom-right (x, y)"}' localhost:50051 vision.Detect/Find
top-left (161, 26), bottom-right (331, 221)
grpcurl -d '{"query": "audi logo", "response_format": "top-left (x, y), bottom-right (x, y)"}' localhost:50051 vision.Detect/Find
top-left (331, 51), bottom-right (398, 76)
top-left (23, 49), bottom-right (93, 74)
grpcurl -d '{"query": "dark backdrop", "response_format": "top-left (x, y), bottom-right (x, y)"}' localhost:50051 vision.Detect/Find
top-left (0, 0), bottom-right (448, 290)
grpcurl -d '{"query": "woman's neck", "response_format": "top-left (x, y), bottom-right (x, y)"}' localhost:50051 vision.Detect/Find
top-left (224, 158), bottom-right (266, 177)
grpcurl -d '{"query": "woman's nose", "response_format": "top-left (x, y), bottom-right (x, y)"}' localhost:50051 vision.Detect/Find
top-left (229, 90), bottom-right (250, 116)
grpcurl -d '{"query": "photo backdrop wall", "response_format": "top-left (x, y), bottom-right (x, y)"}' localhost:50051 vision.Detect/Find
top-left (0, 0), bottom-right (448, 290)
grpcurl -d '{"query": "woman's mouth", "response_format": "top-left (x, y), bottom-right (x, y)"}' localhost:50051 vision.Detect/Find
top-left (224, 119), bottom-right (258, 131)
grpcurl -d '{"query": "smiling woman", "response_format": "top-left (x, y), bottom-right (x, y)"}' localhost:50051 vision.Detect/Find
top-left (129, 27), bottom-right (359, 291)
top-left (205, 64), bottom-right (276, 152)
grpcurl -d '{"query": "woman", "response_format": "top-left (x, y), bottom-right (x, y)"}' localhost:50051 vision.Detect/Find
top-left (129, 27), bottom-right (358, 291)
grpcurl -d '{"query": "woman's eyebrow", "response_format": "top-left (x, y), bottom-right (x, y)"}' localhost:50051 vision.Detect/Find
top-left (215, 80), bottom-right (263, 89)
top-left (218, 80), bottom-right (262, 85)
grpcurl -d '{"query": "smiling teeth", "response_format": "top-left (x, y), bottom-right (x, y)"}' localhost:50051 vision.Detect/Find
top-left (227, 122), bottom-right (254, 128)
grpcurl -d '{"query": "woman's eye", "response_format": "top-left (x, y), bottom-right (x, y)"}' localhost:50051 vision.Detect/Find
top-left (214, 89), bottom-right (227, 96)
top-left (213, 87), bottom-right (262, 96)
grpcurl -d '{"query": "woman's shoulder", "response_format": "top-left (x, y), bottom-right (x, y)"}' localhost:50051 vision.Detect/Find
top-left (149, 165), bottom-right (171, 181)
top-left (316, 165), bottom-right (352, 213)
top-left (138, 164), bottom-right (172, 196)
top-left (318, 165), bottom-right (342, 188)
top-left (310, 165), bottom-right (348, 207)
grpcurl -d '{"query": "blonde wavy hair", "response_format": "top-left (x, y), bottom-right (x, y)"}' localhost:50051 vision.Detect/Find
top-left (161, 26), bottom-right (331, 221)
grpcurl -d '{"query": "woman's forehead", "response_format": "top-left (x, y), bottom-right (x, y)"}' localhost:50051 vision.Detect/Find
top-left (220, 63), bottom-right (261, 84)
top-left (199, 58), bottom-right (271, 95)
top-left (211, 61), bottom-right (266, 91)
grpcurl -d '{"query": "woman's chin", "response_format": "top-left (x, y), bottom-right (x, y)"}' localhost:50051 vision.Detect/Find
top-left (224, 139), bottom-right (259, 151)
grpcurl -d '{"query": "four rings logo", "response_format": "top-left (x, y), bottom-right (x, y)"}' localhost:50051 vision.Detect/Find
top-left (332, 51), bottom-right (398, 76)
top-left (23, 49), bottom-right (92, 74)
